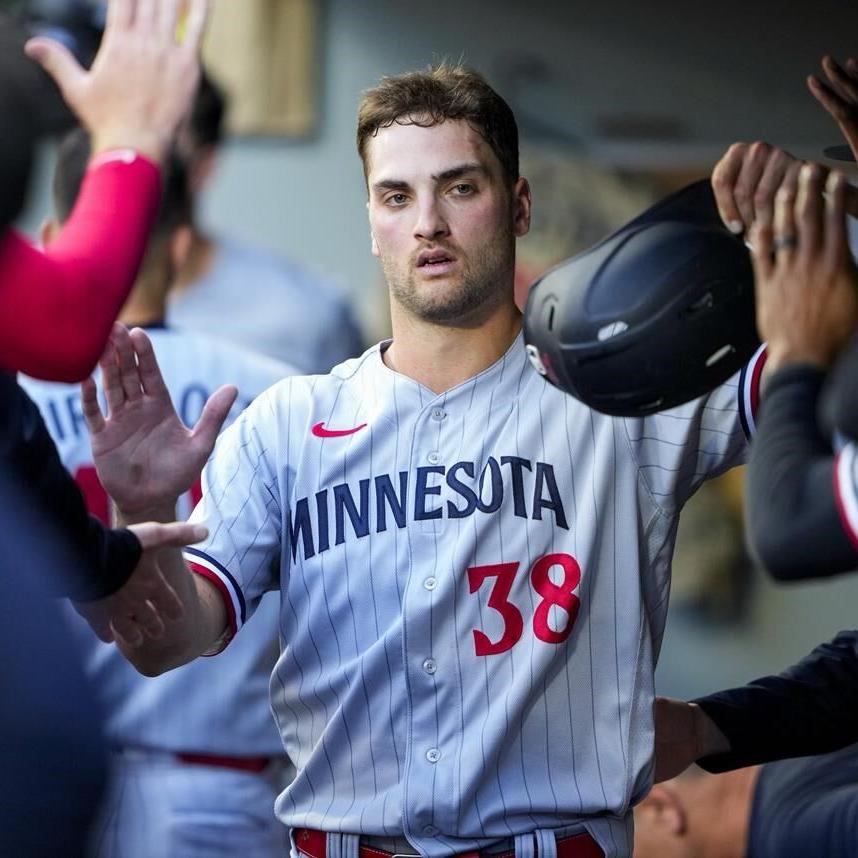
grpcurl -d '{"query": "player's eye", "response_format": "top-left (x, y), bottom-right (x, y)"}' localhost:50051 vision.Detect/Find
top-left (385, 192), bottom-right (409, 207)
top-left (451, 183), bottom-right (474, 196)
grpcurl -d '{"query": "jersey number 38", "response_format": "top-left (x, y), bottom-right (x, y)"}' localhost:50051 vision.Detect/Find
top-left (467, 553), bottom-right (581, 656)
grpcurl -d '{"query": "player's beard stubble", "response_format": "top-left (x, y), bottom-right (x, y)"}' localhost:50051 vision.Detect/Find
top-left (380, 222), bottom-right (517, 327)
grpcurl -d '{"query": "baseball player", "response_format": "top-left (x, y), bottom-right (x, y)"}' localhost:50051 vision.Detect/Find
top-left (86, 66), bottom-right (771, 858)
top-left (20, 128), bottom-right (297, 857)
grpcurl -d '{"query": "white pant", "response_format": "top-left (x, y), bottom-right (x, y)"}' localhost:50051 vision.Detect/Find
top-left (88, 750), bottom-right (290, 857)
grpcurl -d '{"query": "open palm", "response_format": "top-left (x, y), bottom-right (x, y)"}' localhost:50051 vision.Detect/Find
top-left (85, 324), bottom-right (236, 517)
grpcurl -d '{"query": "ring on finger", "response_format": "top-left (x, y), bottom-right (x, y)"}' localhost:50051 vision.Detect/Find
top-left (773, 234), bottom-right (797, 251)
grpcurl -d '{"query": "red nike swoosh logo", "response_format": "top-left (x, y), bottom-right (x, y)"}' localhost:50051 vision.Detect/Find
top-left (311, 421), bottom-right (368, 438)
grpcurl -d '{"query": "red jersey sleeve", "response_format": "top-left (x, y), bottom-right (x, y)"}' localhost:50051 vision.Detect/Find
top-left (0, 150), bottom-right (161, 382)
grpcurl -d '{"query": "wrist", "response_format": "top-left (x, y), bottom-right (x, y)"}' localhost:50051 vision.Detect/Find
top-left (693, 703), bottom-right (730, 758)
top-left (114, 501), bottom-right (178, 527)
top-left (764, 345), bottom-right (832, 376)
top-left (90, 129), bottom-right (169, 166)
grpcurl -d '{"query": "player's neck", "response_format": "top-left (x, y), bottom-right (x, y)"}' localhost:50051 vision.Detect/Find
top-left (119, 270), bottom-right (170, 329)
top-left (384, 300), bottom-right (522, 394)
top-left (173, 230), bottom-right (216, 292)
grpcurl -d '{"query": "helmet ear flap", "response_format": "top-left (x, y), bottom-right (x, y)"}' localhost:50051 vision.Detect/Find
top-left (524, 180), bottom-right (759, 417)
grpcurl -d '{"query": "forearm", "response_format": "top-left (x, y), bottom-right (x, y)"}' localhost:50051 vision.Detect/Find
top-left (0, 153), bottom-right (160, 382)
top-left (694, 631), bottom-right (858, 771)
top-left (747, 364), bottom-right (858, 578)
top-left (113, 505), bottom-right (227, 675)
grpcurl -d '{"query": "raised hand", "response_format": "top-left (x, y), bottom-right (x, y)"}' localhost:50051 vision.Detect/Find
top-left (73, 519), bottom-right (207, 647)
top-left (750, 164), bottom-right (858, 372)
top-left (711, 141), bottom-right (802, 235)
top-left (808, 55), bottom-right (858, 163)
top-left (83, 323), bottom-right (237, 518)
top-left (24, 0), bottom-right (210, 163)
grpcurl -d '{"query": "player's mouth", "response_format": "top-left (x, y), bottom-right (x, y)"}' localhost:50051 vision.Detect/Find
top-left (416, 249), bottom-right (458, 275)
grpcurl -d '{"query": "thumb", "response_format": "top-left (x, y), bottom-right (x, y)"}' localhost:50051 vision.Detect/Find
top-left (133, 521), bottom-right (209, 552)
top-left (191, 385), bottom-right (238, 457)
top-left (24, 37), bottom-right (86, 103)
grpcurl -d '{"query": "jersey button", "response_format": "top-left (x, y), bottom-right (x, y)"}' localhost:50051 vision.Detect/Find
top-left (425, 748), bottom-right (441, 763)
top-left (422, 825), bottom-right (438, 837)
top-left (430, 409), bottom-right (446, 421)
top-left (422, 658), bottom-right (437, 674)
top-left (423, 577), bottom-right (437, 591)
top-left (427, 451), bottom-right (441, 465)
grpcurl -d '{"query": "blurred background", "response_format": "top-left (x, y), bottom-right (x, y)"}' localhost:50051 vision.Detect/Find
top-left (12, 0), bottom-right (858, 698)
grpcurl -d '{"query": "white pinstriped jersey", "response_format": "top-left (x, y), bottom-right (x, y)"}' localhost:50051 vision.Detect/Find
top-left (186, 334), bottom-right (765, 858)
top-left (20, 327), bottom-right (295, 756)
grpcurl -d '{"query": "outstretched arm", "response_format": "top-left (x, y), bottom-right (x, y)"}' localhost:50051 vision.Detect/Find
top-left (744, 166), bottom-right (858, 577)
top-left (84, 323), bottom-right (237, 672)
top-left (0, 0), bottom-right (211, 382)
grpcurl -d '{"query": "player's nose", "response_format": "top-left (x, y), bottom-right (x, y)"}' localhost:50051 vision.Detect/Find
top-left (413, 195), bottom-right (450, 241)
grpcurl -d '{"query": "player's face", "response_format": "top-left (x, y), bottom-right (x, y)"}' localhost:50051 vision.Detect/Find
top-left (366, 118), bottom-right (531, 325)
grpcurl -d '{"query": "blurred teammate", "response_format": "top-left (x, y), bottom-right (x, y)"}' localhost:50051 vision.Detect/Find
top-left (20, 128), bottom-right (296, 857)
top-left (634, 744), bottom-right (858, 858)
top-left (168, 72), bottom-right (364, 373)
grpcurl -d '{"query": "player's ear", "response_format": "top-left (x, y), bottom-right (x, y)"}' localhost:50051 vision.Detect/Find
top-left (640, 784), bottom-right (688, 836)
top-left (39, 217), bottom-right (59, 249)
top-left (512, 177), bottom-right (532, 238)
top-left (169, 225), bottom-right (193, 273)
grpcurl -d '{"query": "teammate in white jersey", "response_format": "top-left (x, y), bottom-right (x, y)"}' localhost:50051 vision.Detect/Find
top-left (86, 66), bottom-right (778, 858)
top-left (21, 128), bottom-right (297, 857)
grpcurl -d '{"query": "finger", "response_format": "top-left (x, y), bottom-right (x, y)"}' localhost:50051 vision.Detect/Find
top-left (81, 377), bottom-right (106, 434)
top-left (23, 39), bottom-right (86, 103)
top-left (191, 385), bottom-right (238, 458)
top-left (129, 327), bottom-right (171, 401)
top-left (110, 615), bottom-right (144, 649)
top-left (133, 0), bottom-right (159, 32)
top-left (134, 520), bottom-right (208, 551)
top-left (711, 143), bottom-right (749, 234)
top-left (182, 0), bottom-right (211, 51)
top-left (139, 600), bottom-right (166, 639)
top-left (808, 74), bottom-right (850, 120)
top-left (105, 0), bottom-right (135, 32)
top-left (99, 333), bottom-right (125, 416)
top-left (773, 174), bottom-right (798, 264)
top-left (156, 0), bottom-right (181, 38)
top-left (795, 162), bottom-right (827, 255)
top-left (823, 170), bottom-right (849, 271)
top-left (823, 55), bottom-right (858, 104)
top-left (749, 221), bottom-right (774, 282)
top-left (753, 148), bottom-right (798, 230)
top-left (733, 141), bottom-right (773, 229)
top-left (112, 324), bottom-right (143, 402)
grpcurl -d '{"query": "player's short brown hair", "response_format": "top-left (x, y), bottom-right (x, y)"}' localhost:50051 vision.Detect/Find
top-left (356, 63), bottom-right (519, 187)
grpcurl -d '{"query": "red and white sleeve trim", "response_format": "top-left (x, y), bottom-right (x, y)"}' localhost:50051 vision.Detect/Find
top-left (833, 444), bottom-right (858, 551)
top-left (739, 344), bottom-right (768, 439)
top-left (184, 552), bottom-right (243, 655)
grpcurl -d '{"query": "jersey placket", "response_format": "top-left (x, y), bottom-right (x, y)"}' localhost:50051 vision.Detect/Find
top-left (400, 393), bottom-right (462, 853)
